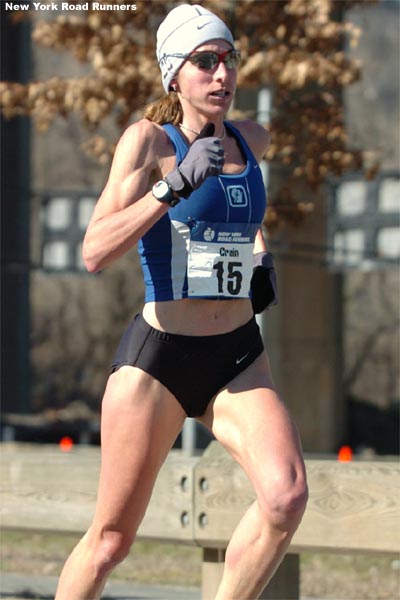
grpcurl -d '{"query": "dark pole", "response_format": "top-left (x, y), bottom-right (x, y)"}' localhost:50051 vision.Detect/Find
top-left (1, 6), bottom-right (32, 415)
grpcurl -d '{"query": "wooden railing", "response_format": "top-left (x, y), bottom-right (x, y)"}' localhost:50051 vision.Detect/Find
top-left (1, 441), bottom-right (399, 599)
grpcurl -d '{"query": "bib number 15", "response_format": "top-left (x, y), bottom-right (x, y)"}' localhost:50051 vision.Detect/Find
top-left (213, 260), bottom-right (243, 296)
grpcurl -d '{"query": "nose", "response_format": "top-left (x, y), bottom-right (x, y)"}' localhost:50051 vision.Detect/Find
top-left (214, 60), bottom-right (230, 82)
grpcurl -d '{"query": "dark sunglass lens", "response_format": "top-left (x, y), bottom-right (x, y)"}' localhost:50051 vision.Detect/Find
top-left (189, 51), bottom-right (240, 70)
top-left (225, 51), bottom-right (241, 68)
top-left (190, 52), bottom-right (217, 69)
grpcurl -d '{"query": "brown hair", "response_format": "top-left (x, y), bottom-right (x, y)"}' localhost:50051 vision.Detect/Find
top-left (142, 92), bottom-right (183, 125)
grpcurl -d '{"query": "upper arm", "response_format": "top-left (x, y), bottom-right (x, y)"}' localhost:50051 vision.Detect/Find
top-left (89, 119), bottom-right (170, 222)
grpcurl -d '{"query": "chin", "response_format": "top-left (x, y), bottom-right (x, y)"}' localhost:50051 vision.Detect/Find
top-left (205, 102), bottom-right (232, 116)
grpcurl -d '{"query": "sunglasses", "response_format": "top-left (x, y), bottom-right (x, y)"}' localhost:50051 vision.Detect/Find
top-left (170, 49), bottom-right (241, 71)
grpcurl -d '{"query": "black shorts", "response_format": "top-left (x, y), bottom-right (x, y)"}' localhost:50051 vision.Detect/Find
top-left (111, 313), bottom-right (264, 418)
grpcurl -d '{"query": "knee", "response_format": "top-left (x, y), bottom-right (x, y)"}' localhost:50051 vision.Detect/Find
top-left (91, 528), bottom-right (135, 578)
top-left (259, 472), bottom-right (308, 530)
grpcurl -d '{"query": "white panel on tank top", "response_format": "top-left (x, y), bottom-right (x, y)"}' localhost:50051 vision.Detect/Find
top-left (170, 219), bottom-right (190, 299)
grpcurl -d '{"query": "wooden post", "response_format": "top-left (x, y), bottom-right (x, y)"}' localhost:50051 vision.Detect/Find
top-left (259, 554), bottom-right (300, 600)
top-left (202, 548), bottom-right (226, 600)
top-left (201, 549), bottom-right (299, 600)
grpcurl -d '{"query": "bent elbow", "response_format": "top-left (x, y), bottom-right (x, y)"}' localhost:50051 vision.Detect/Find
top-left (83, 257), bottom-right (99, 274)
top-left (85, 260), bottom-right (99, 274)
top-left (82, 242), bottom-right (101, 273)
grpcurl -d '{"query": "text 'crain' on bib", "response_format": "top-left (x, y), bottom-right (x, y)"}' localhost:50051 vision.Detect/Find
top-left (185, 221), bottom-right (259, 298)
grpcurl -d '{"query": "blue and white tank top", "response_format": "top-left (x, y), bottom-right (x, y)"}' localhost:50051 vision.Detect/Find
top-left (138, 121), bottom-right (267, 302)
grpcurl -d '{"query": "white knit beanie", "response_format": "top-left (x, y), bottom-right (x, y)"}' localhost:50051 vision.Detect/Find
top-left (157, 4), bottom-right (234, 93)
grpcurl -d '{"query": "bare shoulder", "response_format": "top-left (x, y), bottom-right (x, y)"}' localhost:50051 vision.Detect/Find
top-left (228, 119), bottom-right (270, 162)
top-left (112, 118), bottom-right (172, 170)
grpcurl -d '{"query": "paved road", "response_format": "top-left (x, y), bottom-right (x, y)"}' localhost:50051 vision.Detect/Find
top-left (0, 573), bottom-right (323, 600)
top-left (0, 573), bottom-right (201, 600)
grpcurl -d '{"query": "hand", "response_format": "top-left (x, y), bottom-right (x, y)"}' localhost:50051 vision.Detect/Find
top-left (251, 252), bottom-right (278, 314)
top-left (165, 123), bottom-right (225, 199)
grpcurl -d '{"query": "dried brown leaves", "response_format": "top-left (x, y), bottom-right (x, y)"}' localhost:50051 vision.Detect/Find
top-left (1, 0), bottom-right (378, 227)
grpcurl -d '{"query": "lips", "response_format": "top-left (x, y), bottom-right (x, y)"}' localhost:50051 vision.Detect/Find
top-left (210, 90), bottom-right (230, 98)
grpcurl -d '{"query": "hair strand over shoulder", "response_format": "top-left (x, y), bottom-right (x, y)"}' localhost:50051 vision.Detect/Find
top-left (142, 92), bottom-right (182, 125)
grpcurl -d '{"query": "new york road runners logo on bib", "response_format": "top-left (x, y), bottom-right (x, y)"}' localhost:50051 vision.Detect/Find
top-left (203, 227), bottom-right (216, 242)
top-left (187, 221), bottom-right (259, 298)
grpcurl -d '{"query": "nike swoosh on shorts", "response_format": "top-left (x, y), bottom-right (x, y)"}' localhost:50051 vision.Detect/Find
top-left (236, 352), bottom-right (250, 365)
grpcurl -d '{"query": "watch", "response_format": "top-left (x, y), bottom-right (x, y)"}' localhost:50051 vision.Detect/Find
top-left (152, 180), bottom-right (180, 207)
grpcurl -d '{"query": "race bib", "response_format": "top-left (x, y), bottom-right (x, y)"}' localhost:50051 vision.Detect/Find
top-left (187, 222), bottom-right (259, 298)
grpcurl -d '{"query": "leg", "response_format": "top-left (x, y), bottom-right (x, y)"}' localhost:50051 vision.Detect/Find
top-left (198, 351), bottom-right (308, 600)
top-left (55, 366), bottom-right (186, 600)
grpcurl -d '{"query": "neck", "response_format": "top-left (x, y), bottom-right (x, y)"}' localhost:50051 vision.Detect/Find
top-left (179, 121), bottom-right (226, 141)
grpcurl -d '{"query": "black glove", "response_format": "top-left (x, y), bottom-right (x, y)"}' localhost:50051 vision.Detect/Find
top-left (250, 252), bottom-right (278, 314)
top-left (165, 123), bottom-right (224, 198)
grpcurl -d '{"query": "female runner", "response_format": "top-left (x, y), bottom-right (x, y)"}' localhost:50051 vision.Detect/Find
top-left (55, 4), bottom-right (308, 599)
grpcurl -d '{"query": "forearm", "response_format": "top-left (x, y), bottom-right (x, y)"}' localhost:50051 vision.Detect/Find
top-left (82, 190), bottom-right (169, 272)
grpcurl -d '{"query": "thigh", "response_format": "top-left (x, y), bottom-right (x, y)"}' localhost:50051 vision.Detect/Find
top-left (92, 366), bottom-right (186, 535)
top-left (197, 351), bottom-right (306, 500)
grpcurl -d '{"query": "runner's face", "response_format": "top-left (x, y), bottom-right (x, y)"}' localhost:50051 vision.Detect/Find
top-left (176, 40), bottom-right (238, 118)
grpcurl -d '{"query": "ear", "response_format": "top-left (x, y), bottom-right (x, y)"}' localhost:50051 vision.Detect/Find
top-left (170, 79), bottom-right (179, 93)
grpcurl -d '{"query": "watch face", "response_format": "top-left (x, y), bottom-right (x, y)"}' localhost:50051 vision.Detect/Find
top-left (153, 180), bottom-right (170, 199)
